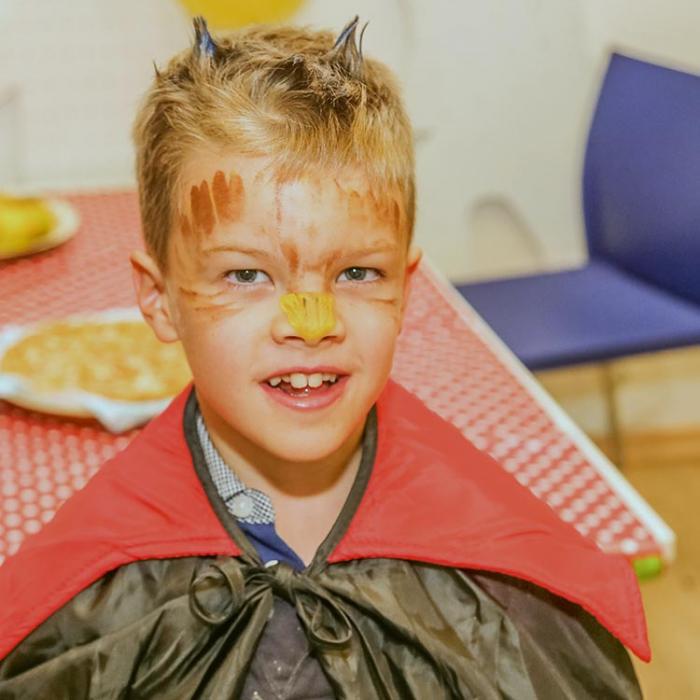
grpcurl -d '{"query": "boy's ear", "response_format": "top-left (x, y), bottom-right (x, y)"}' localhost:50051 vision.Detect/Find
top-left (129, 250), bottom-right (180, 343)
top-left (400, 244), bottom-right (423, 322)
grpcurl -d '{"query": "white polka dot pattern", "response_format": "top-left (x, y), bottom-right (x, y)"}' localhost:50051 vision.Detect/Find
top-left (0, 192), bottom-right (142, 566)
top-left (0, 192), bottom-right (660, 565)
top-left (393, 271), bottom-right (658, 561)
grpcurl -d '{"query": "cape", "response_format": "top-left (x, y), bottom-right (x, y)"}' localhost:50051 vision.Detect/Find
top-left (0, 378), bottom-right (649, 663)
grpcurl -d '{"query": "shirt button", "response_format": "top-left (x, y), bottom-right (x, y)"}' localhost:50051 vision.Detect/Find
top-left (230, 493), bottom-right (254, 519)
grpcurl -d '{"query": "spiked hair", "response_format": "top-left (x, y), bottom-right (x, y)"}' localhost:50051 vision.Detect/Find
top-left (132, 16), bottom-right (415, 268)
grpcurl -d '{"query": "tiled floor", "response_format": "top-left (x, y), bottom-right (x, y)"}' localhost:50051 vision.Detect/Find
top-left (624, 463), bottom-right (700, 698)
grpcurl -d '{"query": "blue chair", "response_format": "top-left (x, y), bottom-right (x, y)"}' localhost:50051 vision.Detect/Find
top-left (457, 52), bottom-right (700, 372)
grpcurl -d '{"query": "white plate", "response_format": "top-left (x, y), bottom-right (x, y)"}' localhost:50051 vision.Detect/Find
top-left (0, 308), bottom-right (178, 433)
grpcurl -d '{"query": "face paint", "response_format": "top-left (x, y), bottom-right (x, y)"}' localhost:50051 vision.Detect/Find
top-left (179, 288), bottom-right (248, 322)
top-left (345, 187), bottom-right (404, 238)
top-left (347, 189), bottom-right (369, 228)
top-left (211, 170), bottom-right (245, 223)
top-left (182, 170), bottom-right (246, 238)
top-left (179, 212), bottom-right (193, 237)
top-left (274, 179), bottom-right (281, 227)
top-left (189, 180), bottom-right (216, 236)
top-left (280, 241), bottom-right (300, 275)
top-left (170, 226), bottom-right (246, 321)
top-left (280, 292), bottom-right (336, 342)
top-left (370, 191), bottom-right (403, 233)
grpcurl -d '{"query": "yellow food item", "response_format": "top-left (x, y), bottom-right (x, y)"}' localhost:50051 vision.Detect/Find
top-left (1, 320), bottom-right (191, 402)
top-left (0, 194), bottom-right (56, 255)
top-left (279, 292), bottom-right (336, 342)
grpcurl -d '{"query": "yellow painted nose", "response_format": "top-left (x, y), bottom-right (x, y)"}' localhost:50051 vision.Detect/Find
top-left (279, 292), bottom-right (336, 342)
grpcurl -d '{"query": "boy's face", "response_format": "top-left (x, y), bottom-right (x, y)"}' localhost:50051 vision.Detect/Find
top-left (132, 152), bottom-right (421, 465)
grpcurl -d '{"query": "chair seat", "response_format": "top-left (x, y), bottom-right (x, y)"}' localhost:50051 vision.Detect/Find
top-left (456, 259), bottom-right (700, 370)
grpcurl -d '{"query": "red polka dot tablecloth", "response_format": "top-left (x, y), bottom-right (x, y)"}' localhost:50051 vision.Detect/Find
top-left (0, 191), bottom-right (674, 566)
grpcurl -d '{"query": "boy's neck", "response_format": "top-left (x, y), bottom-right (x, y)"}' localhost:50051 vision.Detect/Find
top-left (198, 399), bottom-right (366, 564)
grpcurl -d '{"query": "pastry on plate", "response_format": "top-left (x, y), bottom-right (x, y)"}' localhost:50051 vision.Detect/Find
top-left (0, 318), bottom-right (191, 406)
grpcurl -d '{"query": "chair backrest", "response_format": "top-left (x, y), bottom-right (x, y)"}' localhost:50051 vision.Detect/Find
top-left (583, 52), bottom-right (700, 305)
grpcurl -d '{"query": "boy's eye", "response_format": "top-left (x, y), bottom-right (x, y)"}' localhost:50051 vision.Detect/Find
top-left (226, 269), bottom-right (271, 285)
top-left (337, 267), bottom-right (382, 283)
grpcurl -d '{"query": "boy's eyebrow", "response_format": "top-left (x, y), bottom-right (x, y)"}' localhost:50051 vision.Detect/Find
top-left (343, 242), bottom-right (401, 255)
top-left (201, 242), bottom-right (401, 258)
top-left (314, 242), bottom-right (401, 271)
top-left (201, 244), bottom-right (275, 257)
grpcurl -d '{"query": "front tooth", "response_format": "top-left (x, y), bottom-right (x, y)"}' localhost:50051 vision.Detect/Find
top-left (268, 376), bottom-right (282, 387)
top-left (308, 373), bottom-right (323, 388)
top-left (290, 373), bottom-right (308, 389)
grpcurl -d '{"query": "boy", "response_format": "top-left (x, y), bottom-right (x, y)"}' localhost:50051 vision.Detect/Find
top-left (0, 17), bottom-right (646, 698)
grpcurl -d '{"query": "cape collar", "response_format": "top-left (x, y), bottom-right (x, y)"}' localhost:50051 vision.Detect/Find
top-left (0, 379), bottom-right (649, 661)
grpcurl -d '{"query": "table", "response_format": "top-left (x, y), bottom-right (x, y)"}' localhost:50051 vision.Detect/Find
top-left (0, 191), bottom-right (675, 568)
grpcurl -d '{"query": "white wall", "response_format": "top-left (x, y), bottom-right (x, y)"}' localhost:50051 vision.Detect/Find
top-left (0, 0), bottom-right (190, 189)
top-left (581, 0), bottom-right (700, 73)
top-left (2, 1), bottom-right (700, 283)
top-left (0, 0), bottom-right (593, 281)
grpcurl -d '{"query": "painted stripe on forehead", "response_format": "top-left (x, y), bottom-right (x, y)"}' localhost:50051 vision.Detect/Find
top-left (179, 212), bottom-right (192, 237)
top-left (190, 180), bottom-right (215, 236)
top-left (346, 188), bottom-right (404, 233)
top-left (280, 241), bottom-right (300, 275)
top-left (181, 170), bottom-right (246, 237)
top-left (211, 170), bottom-right (245, 223)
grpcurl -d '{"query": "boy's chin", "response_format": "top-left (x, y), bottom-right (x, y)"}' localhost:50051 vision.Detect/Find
top-left (268, 445), bottom-right (342, 465)
top-left (263, 432), bottom-right (356, 465)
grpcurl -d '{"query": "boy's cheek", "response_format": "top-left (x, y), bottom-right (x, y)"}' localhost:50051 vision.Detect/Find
top-left (179, 328), bottom-right (249, 384)
top-left (340, 303), bottom-right (403, 363)
top-left (338, 290), bottom-right (404, 330)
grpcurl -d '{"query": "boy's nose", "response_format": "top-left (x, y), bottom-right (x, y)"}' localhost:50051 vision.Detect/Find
top-left (272, 292), bottom-right (345, 346)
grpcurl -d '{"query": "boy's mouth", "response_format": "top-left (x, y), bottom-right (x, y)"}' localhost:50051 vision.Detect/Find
top-left (264, 372), bottom-right (341, 396)
top-left (260, 369), bottom-right (349, 410)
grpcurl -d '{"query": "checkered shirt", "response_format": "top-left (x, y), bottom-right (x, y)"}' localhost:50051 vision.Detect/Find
top-left (196, 411), bottom-right (276, 525)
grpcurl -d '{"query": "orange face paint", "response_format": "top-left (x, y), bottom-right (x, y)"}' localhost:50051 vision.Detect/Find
top-left (179, 213), bottom-right (193, 238)
top-left (180, 170), bottom-right (246, 237)
top-left (274, 178), bottom-right (283, 228)
top-left (370, 192), bottom-right (402, 232)
top-left (345, 188), bottom-right (403, 235)
top-left (211, 170), bottom-right (245, 223)
top-left (189, 180), bottom-right (216, 236)
top-left (280, 241), bottom-right (300, 275)
top-left (347, 190), bottom-right (368, 225)
top-left (177, 285), bottom-right (246, 320)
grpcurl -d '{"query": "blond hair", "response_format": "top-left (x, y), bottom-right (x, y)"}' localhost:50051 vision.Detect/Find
top-left (132, 17), bottom-right (415, 269)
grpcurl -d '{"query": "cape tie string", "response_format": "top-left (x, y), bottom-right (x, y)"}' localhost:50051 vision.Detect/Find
top-left (188, 558), bottom-right (353, 650)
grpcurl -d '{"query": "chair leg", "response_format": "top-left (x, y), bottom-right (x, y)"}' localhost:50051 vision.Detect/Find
top-left (600, 361), bottom-right (624, 469)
